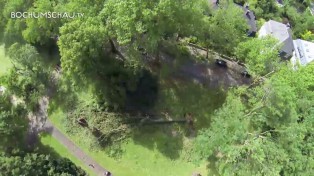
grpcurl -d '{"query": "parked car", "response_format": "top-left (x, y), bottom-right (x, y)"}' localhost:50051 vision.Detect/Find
top-left (104, 171), bottom-right (111, 176)
top-left (241, 70), bottom-right (251, 78)
top-left (215, 59), bottom-right (227, 67)
top-left (137, 46), bottom-right (148, 56)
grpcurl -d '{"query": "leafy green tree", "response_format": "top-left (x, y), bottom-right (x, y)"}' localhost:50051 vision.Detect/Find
top-left (283, 5), bottom-right (314, 37)
top-left (194, 64), bottom-right (314, 175)
top-left (0, 0), bottom-right (6, 31)
top-left (0, 94), bottom-right (28, 149)
top-left (5, 43), bottom-right (50, 111)
top-left (22, 0), bottom-right (104, 45)
top-left (235, 36), bottom-right (280, 75)
top-left (101, 0), bottom-right (207, 60)
top-left (22, 0), bottom-right (59, 44)
top-left (0, 152), bottom-right (86, 176)
top-left (54, 0), bottom-right (104, 17)
top-left (301, 30), bottom-right (314, 42)
top-left (66, 103), bottom-right (131, 148)
top-left (206, 2), bottom-right (249, 55)
top-left (1, 0), bottom-right (34, 45)
top-left (58, 17), bottom-right (107, 82)
top-left (58, 16), bottom-right (155, 111)
top-left (249, 0), bottom-right (280, 20)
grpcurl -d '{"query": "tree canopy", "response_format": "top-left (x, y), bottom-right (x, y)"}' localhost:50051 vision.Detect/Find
top-left (0, 93), bottom-right (28, 149)
top-left (101, 0), bottom-right (207, 57)
top-left (4, 43), bottom-right (50, 111)
top-left (235, 36), bottom-right (280, 75)
top-left (194, 65), bottom-right (314, 176)
top-left (206, 2), bottom-right (249, 55)
top-left (0, 152), bottom-right (86, 176)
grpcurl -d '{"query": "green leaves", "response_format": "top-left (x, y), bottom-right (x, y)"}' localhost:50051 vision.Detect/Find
top-left (0, 94), bottom-right (28, 149)
top-left (235, 36), bottom-right (280, 75)
top-left (101, 0), bottom-right (206, 54)
top-left (0, 152), bottom-right (86, 175)
top-left (58, 17), bottom-right (106, 80)
top-left (194, 63), bottom-right (314, 175)
top-left (206, 2), bottom-right (249, 55)
top-left (4, 43), bottom-right (50, 111)
top-left (194, 94), bottom-right (248, 162)
top-left (22, 0), bottom-right (57, 44)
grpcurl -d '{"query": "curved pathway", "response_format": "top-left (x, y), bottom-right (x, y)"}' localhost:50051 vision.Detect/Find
top-left (44, 119), bottom-right (109, 176)
top-left (27, 95), bottom-right (111, 176)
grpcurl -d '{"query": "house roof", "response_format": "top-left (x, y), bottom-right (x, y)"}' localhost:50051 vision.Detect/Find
top-left (258, 20), bottom-right (294, 56)
top-left (293, 39), bottom-right (314, 66)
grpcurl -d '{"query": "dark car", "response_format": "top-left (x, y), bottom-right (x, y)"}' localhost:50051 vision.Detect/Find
top-left (215, 59), bottom-right (227, 67)
top-left (104, 171), bottom-right (111, 176)
top-left (241, 70), bottom-right (251, 78)
top-left (137, 46), bottom-right (145, 52)
top-left (247, 31), bottom-right (256, 37)
top-left (137, 46), bottom-right (148, 56)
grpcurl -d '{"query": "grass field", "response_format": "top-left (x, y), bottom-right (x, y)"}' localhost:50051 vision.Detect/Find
top-left (39, 134), bottom-right (96, 176)
top-left (45, 60), bottom-right (226, 176)
top-left (49, 108), bottom-right (208, 176)
top-left (0, 45), bottom-right (11, 76)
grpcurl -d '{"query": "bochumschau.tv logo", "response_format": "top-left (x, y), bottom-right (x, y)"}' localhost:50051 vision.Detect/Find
top-left (10, 12), bottom-right (84, 19)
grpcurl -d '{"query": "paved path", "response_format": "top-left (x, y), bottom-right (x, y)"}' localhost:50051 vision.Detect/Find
top-left (26, 95), bottom-right (111, 176)
top-left (44, 119), bottom-right (109, 176)
top-left (157, 45), bottom-right (251, 89)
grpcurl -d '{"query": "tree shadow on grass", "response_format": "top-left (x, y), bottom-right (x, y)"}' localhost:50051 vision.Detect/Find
top-left (206, 155), bottom-right (220, 176)
top-left (90, 61), bottom-right (159, 114)
top-left (127, 75), bottom-right (227, 160)
top-left (131, 125), bottom-right (184, 160)
top-left (48, 78), bottom-right (80, 114)
top-left (155, 77), bottom-right (227, 130)
top-left (124, 69), bottom-right (159, 113)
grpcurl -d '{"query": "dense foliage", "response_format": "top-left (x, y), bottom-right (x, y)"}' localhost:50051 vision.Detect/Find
top-left (194, 65), bottom-right (314, 175)
top-left (235, 36), bottom-right (281, 75)
top-left (0, 89), bottom-right (86, 175)
top-left (0, 152), bottom-right (86, 176)
top-left (206, 2), bottom-right (249, 55)
top-left (65, 102), bottom-right (131, 148)
top-left (3, 43), bottom-right (50, 111)
top-left (0, 94), bottom-right (28, 149)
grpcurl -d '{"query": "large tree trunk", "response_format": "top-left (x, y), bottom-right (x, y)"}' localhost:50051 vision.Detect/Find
top-left (152, 43), bottom-right (162, 69)
top-left (141, 119), bottom-right (187, 125)
top-left (125, 117), bottom-right (187, 125)
top-left (109, 38), bottom-right (118, 53)
top-left (109, 38), bottom-right (126, 61)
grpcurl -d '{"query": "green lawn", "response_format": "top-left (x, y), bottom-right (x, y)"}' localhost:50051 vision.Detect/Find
top-left (154, 79), bottom-right (226, 129)
top-left (0, 45), bottom-right (12, 76)
top-left (49, 109), bottom-right (208, 176)
top-left (39, 134), bottom-right (96, 176)
top-left (47, 61), bottom-right (226, 176)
